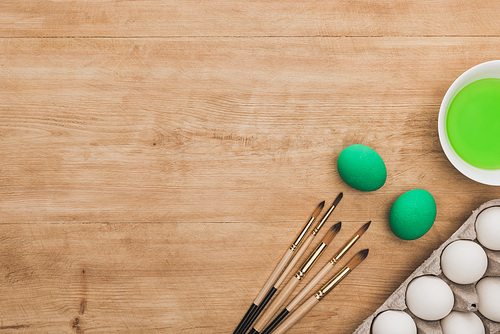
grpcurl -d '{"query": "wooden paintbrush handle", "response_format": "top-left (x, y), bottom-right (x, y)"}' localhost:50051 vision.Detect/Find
top-left (254, 247), bottom-right (294, 305)
top-left (274, 233), bottom-right (315, 288)
top-left (253, 277), bottom-right (301, 332)
top-left (272, 296), bottom-right (318, 334)
top-left (286, 259), bottom-right (332, 311)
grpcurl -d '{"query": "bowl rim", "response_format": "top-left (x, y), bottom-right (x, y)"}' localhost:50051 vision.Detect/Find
top-left (438, 60), bottom-right (500, 186)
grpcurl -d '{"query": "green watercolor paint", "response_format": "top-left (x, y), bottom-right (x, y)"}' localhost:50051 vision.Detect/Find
top-left (446, 78), bottom-right (500, 170)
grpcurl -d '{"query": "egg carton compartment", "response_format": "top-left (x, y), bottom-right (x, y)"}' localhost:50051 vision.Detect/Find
top-left (354, 199), bottom-right (500, 334)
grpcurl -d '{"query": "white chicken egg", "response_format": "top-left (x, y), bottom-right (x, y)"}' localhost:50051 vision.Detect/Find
top-left (441, 240), bottom-right (488, 284)
top-left (475, 206), bottom-right (500, 250)
top-left (405, 276), bottom-right (454, 321)
top-left (371, 310), bottom-right (417, 334)
top-left (476, 276), bottom-right (500, 322)
top-left (441, 311), bottom-right (485, 334)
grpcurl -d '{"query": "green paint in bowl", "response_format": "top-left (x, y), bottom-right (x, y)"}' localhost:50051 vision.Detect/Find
top-left (446, 78), bottom-right (500, 170)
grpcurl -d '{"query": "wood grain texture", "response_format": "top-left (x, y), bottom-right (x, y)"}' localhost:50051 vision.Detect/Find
top-left (1, 37), bottom-right (500, 225)
top-left (1, 1), bottom-right (500, 333)
top-left (0, 220), bottom-right (456, 333)
top-left (1, 0), bottom-right (499, 37)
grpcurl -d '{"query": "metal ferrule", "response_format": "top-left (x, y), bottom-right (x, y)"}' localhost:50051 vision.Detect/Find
top-left (312, 204), bottom-right (336, 235)
top-left (295, 242), bottom-right (327, 280)
top-left (290, 217), bottom-right (315, 251)
top-left (295, 271), bottom-right (304, 280)
top-left (314, 266), bottom-right (351, 300)
top-left (331, 234), bottom-right (360, 263)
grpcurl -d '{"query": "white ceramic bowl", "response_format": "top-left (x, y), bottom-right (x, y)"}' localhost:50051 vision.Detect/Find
top-left (438, 60), bottom-right (500, 186)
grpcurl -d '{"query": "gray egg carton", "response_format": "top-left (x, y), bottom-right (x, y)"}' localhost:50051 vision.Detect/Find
top-left (354, 199), bottom-right (500, 334)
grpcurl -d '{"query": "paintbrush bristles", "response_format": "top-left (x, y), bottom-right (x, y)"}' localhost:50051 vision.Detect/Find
top-left (356, 221), bottom-right (371, 236)
top-left (322, 222), bottom-right (342, 244)
top-left (346, 249), bottom-right (369, 270)
top-left (332, 192), bottom-right (343, 207)
top-left (312, 201), bottom-right (326, 219)
top-left (315, 193), bottom-right (343, 230)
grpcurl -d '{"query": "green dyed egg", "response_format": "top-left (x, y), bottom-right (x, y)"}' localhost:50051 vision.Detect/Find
top-left (337, 144), bottom-right (387, 191)
top-left (389, 189), bottom-right (437, 240)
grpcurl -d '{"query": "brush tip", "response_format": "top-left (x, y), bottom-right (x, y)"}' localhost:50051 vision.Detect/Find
top-left (347, 249), bottom-right (369, 269)
top-left (356, 221), bottom-right (371, 236)
top-left (333, 192), bottom-right (343, 206)
top-left (323, 222), bottom-right (342, 244)
top-left (312, 201), bottom-right (326, 218)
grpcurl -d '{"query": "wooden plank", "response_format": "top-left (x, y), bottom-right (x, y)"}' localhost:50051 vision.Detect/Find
top-left (1, 1), bottom-right (499, 37)
top-left (0, 219), bottom-right (456, 333)
top-left (1, 37), bottom-right (500, 225)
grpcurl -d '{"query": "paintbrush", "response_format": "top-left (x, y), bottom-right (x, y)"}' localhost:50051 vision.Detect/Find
top-left (271, 249), bottom-right (369, 334)
top-left (239, 193), bottom-right (343, 334)
top-left (232, 200), bottom-right (325, 334)
top-left (248, 222), bottom-right (342, 334)
top-left (261, 221), bottom-right (371, 334)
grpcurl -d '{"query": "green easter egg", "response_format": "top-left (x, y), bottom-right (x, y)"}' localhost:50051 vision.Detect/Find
top-left (389, 189), bottom-right (437, 240)
top-left (337, 144), bottom-right (387, 191)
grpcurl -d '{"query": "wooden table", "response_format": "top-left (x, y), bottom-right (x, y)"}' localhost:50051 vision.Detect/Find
top-left (1, 1), bottom-right (499, 333)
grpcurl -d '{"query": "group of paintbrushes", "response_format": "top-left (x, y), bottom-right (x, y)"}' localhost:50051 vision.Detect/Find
top-left (232, 193), bottom-right (371, 334)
